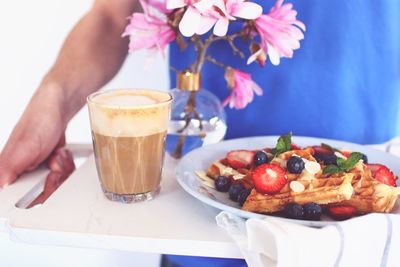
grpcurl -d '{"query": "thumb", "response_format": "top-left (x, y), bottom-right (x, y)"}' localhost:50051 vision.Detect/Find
top-left (0, 159), bottom-right (17, 188)
top-left (0, 134), bottom-right (66, 188)
top-left (0, 134), bottom-right (44, 186)
top-left (0, 148), bottom-right (29, 188)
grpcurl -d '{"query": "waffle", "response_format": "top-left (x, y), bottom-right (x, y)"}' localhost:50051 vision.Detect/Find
top-left (205, 159), bottom-right (254, 189)
top-left (242, 175), bottom-right (354, 213)
top-left (339, 162), bottom-right (400, 213)
top-left (195, 146), bottom-right (400, 215)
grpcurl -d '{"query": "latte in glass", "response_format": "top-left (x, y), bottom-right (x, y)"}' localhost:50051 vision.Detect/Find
top-left (87, 89), bottom-right (172, 203)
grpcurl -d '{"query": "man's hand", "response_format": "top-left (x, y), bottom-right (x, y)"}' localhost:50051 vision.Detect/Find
top-left (0, 85), bottom-right (76, 206)
top-left (0, 85), bottom-right (68, 187)
top-left (27, 147), bottom-right (75, 208)
top-left (0, 0), bottom-right (138, 188)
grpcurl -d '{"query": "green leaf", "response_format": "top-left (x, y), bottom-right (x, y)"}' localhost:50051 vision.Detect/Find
top-left (273, 132), bottom-right (292, 156)
top-left (323, 165), bottom-right (343, 174)
top-left (336, 157), bottom-right (346, 166)
top-left (323, 152), bottom-right (363, 174)
top-left (337, 152), bottom-right (363, 171)
top-left (321, 143), bottom-right (341, 153)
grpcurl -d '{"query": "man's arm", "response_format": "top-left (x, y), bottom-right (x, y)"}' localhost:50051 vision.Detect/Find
top-left (44, 0), bottom-right (140, 123)
top-left (0, 0), bottom-right (139, 187)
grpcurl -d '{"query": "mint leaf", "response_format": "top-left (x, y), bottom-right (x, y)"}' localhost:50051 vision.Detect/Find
top-left (323, 152), bottom-right (363, 174)
top-left (323, 165), bottom-right (343, 174)
top-left (273, 132), bottom-right (292, 156)
top-left (336, 157), bottom-right (346, 166)
top-left (337, 152), bottom-right (363, 171)
top-left (321, 143), bottom-right (341, 153)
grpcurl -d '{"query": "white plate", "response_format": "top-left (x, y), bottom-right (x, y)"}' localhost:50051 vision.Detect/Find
top-left (176, 136), bottom-right (400, 227)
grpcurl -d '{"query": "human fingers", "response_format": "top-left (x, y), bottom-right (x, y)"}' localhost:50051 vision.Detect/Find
top-left (27, 171), bottom-right (63, 208)
top-left (0, 161), bottom-right (15, 188)
top-left (35, 155), bottom-right (74, 206)
top-left (47, 148), bottom-right (75, 175)
top-left (0, 120), bottom-right (64, 187)
top-left (1, 81), bottom-right (68, 188)
top-left (28, 149), bottom-right (75, 208)
top-left (0, 143), bottom-right (39, 188)
top-left (25, 134), bottom-right (67, 172)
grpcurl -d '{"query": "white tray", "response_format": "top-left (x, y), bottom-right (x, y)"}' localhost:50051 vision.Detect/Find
top-left (1, 139), bottom-right (400, 258)
top-left (0, 145), bottom-right (241, 258)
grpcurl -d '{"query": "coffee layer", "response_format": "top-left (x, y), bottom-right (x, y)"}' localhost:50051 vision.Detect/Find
top-left (92, 131), bottom-right (166, 195)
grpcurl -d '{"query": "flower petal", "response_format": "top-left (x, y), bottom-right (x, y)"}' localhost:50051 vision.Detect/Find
top-left (246, 49), bottom-right (262, 65)
top-left (232, 2), bottom-right (262, 19)
top-left (196, 16), bottom-right (217, 35)
top-left (213, 0), bottom-right (229, 17)
top-left (222, 93), bottom-right (233, 107)
top-left (193, 0), bottom-right (213, 13)
top-left (247, 54), bottom-right (257, 65)
top-left (252, 81), bottom-right (263, 96)
top-left (267, 43), bottom-right (280, 65)
top-left (166, 0), bottom-right (186, 9)
top-left (179, 7), bottom-right (201, 37)
top-left (213, 18), bottom-right (229, 36)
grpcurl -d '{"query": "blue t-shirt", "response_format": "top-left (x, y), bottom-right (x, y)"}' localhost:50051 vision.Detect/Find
top-left (167, 1), bottom-right (399, 266)
top-left (170, 0), bottom-right (400, 145)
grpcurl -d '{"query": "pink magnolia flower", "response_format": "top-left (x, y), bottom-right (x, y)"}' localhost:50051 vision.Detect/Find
top-left (248, 0), bottom-right (305, 66)
top-left (222, 68), bottom-right (263, 109)
top-left (167, 0), bottom-right (214, 37)
top-left (199, 0), bottom-right (263, 37)
top-left (170, 0), bottom-right (262, 37)
top-left (122, 0), bottom-right (175, 56)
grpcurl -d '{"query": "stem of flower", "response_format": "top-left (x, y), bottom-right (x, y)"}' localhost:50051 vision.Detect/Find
top-left (192, 29), bottom-right (248, 73)
top-left (171, 135), bottom-right (185, 159)
top-left (173, 91), bottom-right (204, 159)
top-left (205, 56), bottom-right (227, 69)
top-left (178, 91), bottom-right (203, 133)
top-left (172, 25), bottom-right (250, 158)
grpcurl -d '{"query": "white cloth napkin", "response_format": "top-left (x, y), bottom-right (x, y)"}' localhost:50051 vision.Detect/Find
top-left (216, 211), bottom-right (400, 267)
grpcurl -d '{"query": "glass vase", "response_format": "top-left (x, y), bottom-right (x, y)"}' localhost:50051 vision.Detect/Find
top-left (166, 71), bottom-right (227, 158)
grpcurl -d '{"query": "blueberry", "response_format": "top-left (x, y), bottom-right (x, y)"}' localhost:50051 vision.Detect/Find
top-left (238, 188), bottom-right (252, 206)
top-left (313, 153), bottom-right (324, 163)
top-left (303, 202), bottom-right (322, 220)
top-left (283, 203), bottom-right (304, 219)
top-left (314, 153), bottom-right (337, 165)
top-left (215, 176), bottom-right (231, 192)
top-left (229, 183), bottom-right (245, 201)
top-left (323, 154), bottom-right (338, 165)
top-left (254, 151), bottom-right (269, 167)
top-left (286, 156), bottom-right (305, 174)
top-left (361, 153), bottom-right (368, 164)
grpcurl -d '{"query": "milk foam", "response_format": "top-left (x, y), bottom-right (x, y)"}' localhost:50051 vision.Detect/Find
top-left (88, 89), bottom-right (171, 137)
top-left (94, 94), bottom-right (157, 107)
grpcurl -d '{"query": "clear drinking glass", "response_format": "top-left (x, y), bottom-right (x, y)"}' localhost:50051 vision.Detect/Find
top-left (87, 89), bottom-right (172, 203)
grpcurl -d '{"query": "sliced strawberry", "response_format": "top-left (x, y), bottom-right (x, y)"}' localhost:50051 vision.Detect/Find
top-left (291, 143), bottom-right (301, 150)
top-left (367, 164), bottom-right (396, 187)
top-left (252, 164), bottom-right (287, 194)
top-left (226, 150), bottom-right (255, 169)
top-left (367, 163), bottom-right (385, 173)
top-left (312, 145), bottom-right (333, 155)
top-left (328, 205), bottom-right (357, 220)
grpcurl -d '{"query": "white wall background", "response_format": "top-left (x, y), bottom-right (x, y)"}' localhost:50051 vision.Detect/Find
top-left (0, 0), bottom-right (167, 266)
top-left (0, 0), bottom-right (169, 150)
